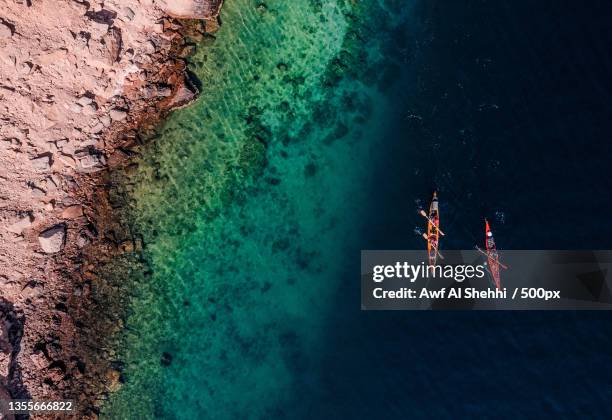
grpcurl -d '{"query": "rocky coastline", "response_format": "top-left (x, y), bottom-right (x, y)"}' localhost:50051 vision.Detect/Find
top-left (0, 0), bottom-right (222, 416)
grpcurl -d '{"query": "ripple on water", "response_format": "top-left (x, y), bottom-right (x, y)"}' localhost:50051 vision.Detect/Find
top-left (102, 0), bottom-right (402, 418)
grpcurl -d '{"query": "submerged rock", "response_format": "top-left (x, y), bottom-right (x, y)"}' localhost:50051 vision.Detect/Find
top-left (160, 352), bottom-right (173, 367)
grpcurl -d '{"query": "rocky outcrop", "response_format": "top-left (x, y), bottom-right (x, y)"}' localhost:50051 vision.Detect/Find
top-left (0, 0), bottom-right (220, 416)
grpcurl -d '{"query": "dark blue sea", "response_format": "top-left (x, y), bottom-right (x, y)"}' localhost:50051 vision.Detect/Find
top-left (325, 0), bottom-right (612, 418)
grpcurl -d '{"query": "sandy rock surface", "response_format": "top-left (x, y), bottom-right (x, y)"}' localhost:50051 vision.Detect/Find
top-left (0, 0), bottom-right (168, 284)
top-left (0, 0), bottom-right (221, 415)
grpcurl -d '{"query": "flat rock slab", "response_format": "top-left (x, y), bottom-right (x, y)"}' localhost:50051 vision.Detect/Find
top-left (0, 22), bottom-right (12, 38)
top-left (109, 109), bottom-right (127, 121)
top-left (30, 155), bottom-right (52, 171)
top-left (61, 205), bottom-right (83, 219)
top-left (160, 0), bottom-right (223, 18)
top-left (7, 214), bottom-right (33, 234)
top-left (38, 224), bottom-right (66, 253)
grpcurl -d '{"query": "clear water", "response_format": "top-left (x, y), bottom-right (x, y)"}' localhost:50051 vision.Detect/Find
top-left (103, 0), bottom-right (612, 418)
top-left (102, 0), bottom-right (407, 417)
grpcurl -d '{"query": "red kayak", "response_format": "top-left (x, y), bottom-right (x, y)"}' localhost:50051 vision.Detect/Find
top-left (426, 192), bottom-right (440, 266)
top-left (485, 219), bottom-right (501, 289)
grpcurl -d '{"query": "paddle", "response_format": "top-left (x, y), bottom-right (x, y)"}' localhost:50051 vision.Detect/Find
top-left (475, 246), bottom-right (508, 270)
top-left (421, 233), bottom-right (444, 260)
top-left (419, 210), bottom-right (445, 236)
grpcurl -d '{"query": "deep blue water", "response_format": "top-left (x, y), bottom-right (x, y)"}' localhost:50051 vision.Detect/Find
top-left (366, 0), bottom-right (612, 251)
top-left (314, 1), bottom-right (612, 418)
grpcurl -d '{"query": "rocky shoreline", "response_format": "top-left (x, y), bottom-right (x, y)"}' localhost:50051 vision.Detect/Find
top-left (0, 0), bottom-right (221, 417)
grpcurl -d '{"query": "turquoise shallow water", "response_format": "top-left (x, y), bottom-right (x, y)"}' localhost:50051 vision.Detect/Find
top-left (103, 1), bottom-right (410, 417)
top-left (103, 0), bottom-right (612, 417)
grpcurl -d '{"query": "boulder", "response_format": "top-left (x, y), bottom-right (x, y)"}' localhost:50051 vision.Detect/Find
top-left (159, 0), bottom-right (224, 19)
top-left (0, 22), bottom-right (12, 39)
top-left (77, 96), bottom-right (93, 106)
top-left (77, 153), bottom-right (105, 171)
top-left (109, 109), bottom-right (127, 121)
top-left (61, 205), bottom-right (83, 219)
top-left (30, 155), bottom-right (52, 171)
top-left (7, 214), bottom-right (33, 234)
top-left (167, 79), bottom-right (198, 109)
top-left (38, 224), bottom-right (66, 253)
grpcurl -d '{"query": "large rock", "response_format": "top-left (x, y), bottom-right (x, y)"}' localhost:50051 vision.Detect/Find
top-left (160, 0), bottom-right (224, 19)
top-left (0, 22), bottom-right (12, 39)
top-left (77, 153), bottom-right (105, 171)
top-left (6, 214), bottom-right (33, 234)
top-left (61, 205), bottom-right (83, 219)
top-left (38, 224), bottom-right (66, 253)
top-left (109, 109), bottom-right (127, 121)
top-left (30, 155), bottom-right (52, 171)
top-left (167, 80), bottom-right (198, 110)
